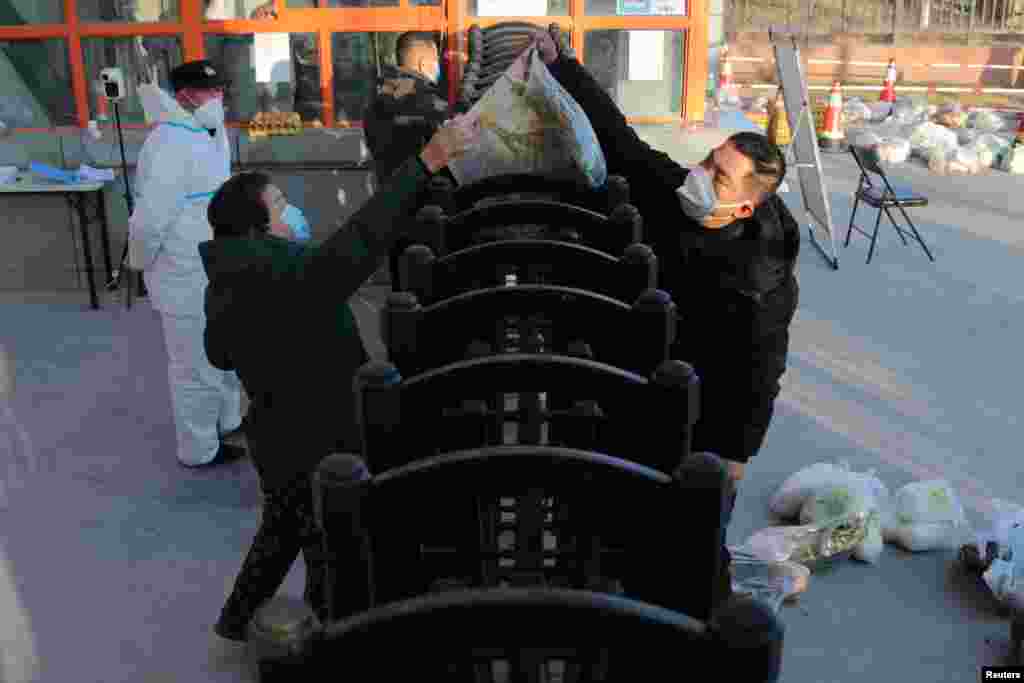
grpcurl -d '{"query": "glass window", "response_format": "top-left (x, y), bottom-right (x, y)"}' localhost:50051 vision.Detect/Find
top-left (203, 0), bottom-right (278, 20)
top-left (583, 30), bottom-right (684, 117)
top-left (79, 0), bottom-right (180, 22)
top-left (468, 0), bottom-right (567, 15)
top-left (332, 32), bottom-right (399, 123)
top-left (81, 36), bottom-right (183, 124)
top-left (205, 33), bottom-right (322, 123)
top-left (0, 1), bottom-right (63, 24)
top-left (585, 0), bottom-right (685, 15)
top-left (0, 40), bottom-right (75, 128)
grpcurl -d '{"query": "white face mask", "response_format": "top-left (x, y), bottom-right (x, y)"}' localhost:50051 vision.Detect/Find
top-left (191, 97), bottom-right (225, 130)
top-left (675, 166), bottom-right (744, 225)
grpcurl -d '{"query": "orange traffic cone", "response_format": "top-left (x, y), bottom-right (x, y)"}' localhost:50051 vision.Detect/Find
top-left (819, 81), bottom-right (847, 152)
top-left (880, 59), bottom-right (897, 103)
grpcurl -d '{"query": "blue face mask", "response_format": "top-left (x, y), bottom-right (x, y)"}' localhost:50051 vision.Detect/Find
top-left (280, 203), bottom-right (311, 242)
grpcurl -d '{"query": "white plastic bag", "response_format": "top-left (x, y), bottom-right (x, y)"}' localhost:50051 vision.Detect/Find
top-left (877, 137), bottom-right (911, 164)
top-left (848, 129), bottom-right (883, 148)
top-left (972, 109), bottom-right (1006, 133)
top-left (910, 122), bottom-right (959, 162)
top-left (843, 98), bottom-right (873, 124)
top-left (769, 462), bottom-right (848, 519)
top-left (729, 548), bottom-right (811, 612)
top-left (883, 480), bottom-right (969, 552)
top-left (968, 132), bottom-right (1013, 169)
top-left (975, 499), bottom-right (1024, 557)
top-left (798, 478), bottom-right (888, 564)
top-left (1009, 145), bottom-right (1024, 174)
top-left (891, 98), bottom-right (927, 125)
top-left (449, 46), bottom-right (608, 188)
top-left (982, 524), bottom-right (1024, 609)
top-left (855, 514), bottom-right (884, 564)
top-left (957, 127), bottom-right (980, 146)
top-left (741, 511), bottom-right (870, 569)
top-left (868, 102), bottom-right (893, 122)
top-left (948, 147), bottom-right (982, 175)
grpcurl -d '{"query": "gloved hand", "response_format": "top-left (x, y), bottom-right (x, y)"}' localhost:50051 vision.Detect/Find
top-left (269, 218), bottom-right (293, 240)
top-left (534, 26), bottom-right (561, 65)
top-left (419, 114), bottom-right (481, 173)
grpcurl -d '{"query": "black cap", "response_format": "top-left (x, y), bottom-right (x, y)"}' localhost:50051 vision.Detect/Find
top-left (170, 60), bottom-right (229, 92)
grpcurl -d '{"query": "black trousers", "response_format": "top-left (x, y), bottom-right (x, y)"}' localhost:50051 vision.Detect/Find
top-left (216, 472), bottom-right (327, 641)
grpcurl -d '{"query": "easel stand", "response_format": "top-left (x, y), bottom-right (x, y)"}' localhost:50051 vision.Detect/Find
top-left (771, 29), bottom-right (840, 271)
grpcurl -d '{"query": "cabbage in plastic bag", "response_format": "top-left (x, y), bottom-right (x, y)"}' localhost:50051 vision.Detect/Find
top-left (883, 480), bottom-right (970, 551)
top-left (729, 548), bottom-right (810, 612)
top-left (971, 109), bottom-right (1006, 133)
top-left (968, 132), bottom-right (1013, 169)
top-left (877, 138), bottom-right (911, 164)
top-left (449, 47), bottom-right (608, 188)
top-left (742, 511), bottom-right (870, 570)
top-left (844, 98), bottom-right (873, 125)
top-left (890, 98), bottom-right (927, 126)
top-left (911, 122), bottom-right (959, 161)
top-left (975, 499), bottom-right (1024, 557)
top-left (769, 462), bottom-right (850, 520)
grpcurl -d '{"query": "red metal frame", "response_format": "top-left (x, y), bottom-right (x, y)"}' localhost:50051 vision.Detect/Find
top-left (0, 0), bottom-right (705, 132)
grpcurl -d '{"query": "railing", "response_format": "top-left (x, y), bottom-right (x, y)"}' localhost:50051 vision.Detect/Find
top-left (728, 0), bottom-right (1023, 39)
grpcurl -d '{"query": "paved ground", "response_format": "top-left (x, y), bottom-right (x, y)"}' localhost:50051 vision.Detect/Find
top-left (0, 128), bottom-right (1022, 682)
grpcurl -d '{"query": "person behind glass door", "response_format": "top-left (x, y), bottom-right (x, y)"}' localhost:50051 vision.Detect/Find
top-left (363, 31), bottom-right (454, 286)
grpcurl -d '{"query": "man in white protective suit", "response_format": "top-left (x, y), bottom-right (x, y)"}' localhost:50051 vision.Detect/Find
top-left (129, 60), bottom-right (245, 468)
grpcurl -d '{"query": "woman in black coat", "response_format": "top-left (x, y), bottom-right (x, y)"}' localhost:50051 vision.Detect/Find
top-left (200, 117), bottom-right (479, 641)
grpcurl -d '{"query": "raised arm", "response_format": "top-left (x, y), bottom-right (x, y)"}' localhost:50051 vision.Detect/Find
top-left (299, 115), bottom-right (480, 303)
top-left (535, 29), bottom-right (685, 189)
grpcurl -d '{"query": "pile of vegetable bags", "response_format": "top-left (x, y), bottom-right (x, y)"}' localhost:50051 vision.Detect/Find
top-left (739, 462), bottom-right (972, 569)
top-left (972, 500), bottom-right (1024, 610)
top-left (843, 96), bottom-right (1019, 175)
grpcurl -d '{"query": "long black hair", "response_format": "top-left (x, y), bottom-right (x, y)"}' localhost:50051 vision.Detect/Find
top-left (208, 172), bottom-right (272, 239)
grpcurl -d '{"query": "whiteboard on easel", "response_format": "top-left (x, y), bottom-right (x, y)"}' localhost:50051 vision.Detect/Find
top-left (770, 28), bottom-right (839, 270)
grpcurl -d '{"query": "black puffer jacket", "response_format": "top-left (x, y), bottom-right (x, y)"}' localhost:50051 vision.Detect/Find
top-left (363, 65), bottom-right (453, 183)
top-left (548, 53), bottom-right (800, 464)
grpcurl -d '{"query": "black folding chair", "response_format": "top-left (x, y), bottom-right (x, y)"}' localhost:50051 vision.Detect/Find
top-left (353, 355), bottom-right (699, 474)
top-left (401, 240), bottom-right (657, 307)
top-left (413, 200), bottom-right (643, 259)
top-left (312, 446), bottom-right (729, 624)
top-left (260, 587), bottom-right (783, 682)
top-left (426, 173), bottom-right (631, 217)
top-left (845, 145), bottom-right (935, 264)
top-left (382, 285), bottom-right (675, 378)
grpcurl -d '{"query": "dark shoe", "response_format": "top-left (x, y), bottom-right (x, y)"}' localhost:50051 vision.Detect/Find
top-left (185, 443), bottom-right (247, 469)
top-left (214, 616), bottom-right (249, 642)
top-left (219, 416), bottom-right (249, 449)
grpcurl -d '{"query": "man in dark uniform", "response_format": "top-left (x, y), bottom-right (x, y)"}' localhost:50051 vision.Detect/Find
top-left (363, 31), bottom-right (453, 285)
top-left (535, 28), bottom-right (801, 606)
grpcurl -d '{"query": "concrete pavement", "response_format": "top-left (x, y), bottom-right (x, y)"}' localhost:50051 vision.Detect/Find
top-left (0, 127), bottom-right (1022, 681)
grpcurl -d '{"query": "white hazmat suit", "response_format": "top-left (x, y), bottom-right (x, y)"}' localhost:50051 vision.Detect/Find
top-left (129, 86), bottom-right (241, 467)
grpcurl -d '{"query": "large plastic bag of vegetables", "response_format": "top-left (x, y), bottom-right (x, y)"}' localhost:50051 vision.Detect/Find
top-left (982, 524), bottom-right (1024, 610)
top-left (740, 510), bottom-right (872, 571)
top-left (448, 46), bottom-right (608, 189)
top-left (729, 547), bottom-right (811, 612)
top-left (799, 485), bottom-right (886, 564)
top-left (882, 480), bottom-right (969, 552)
